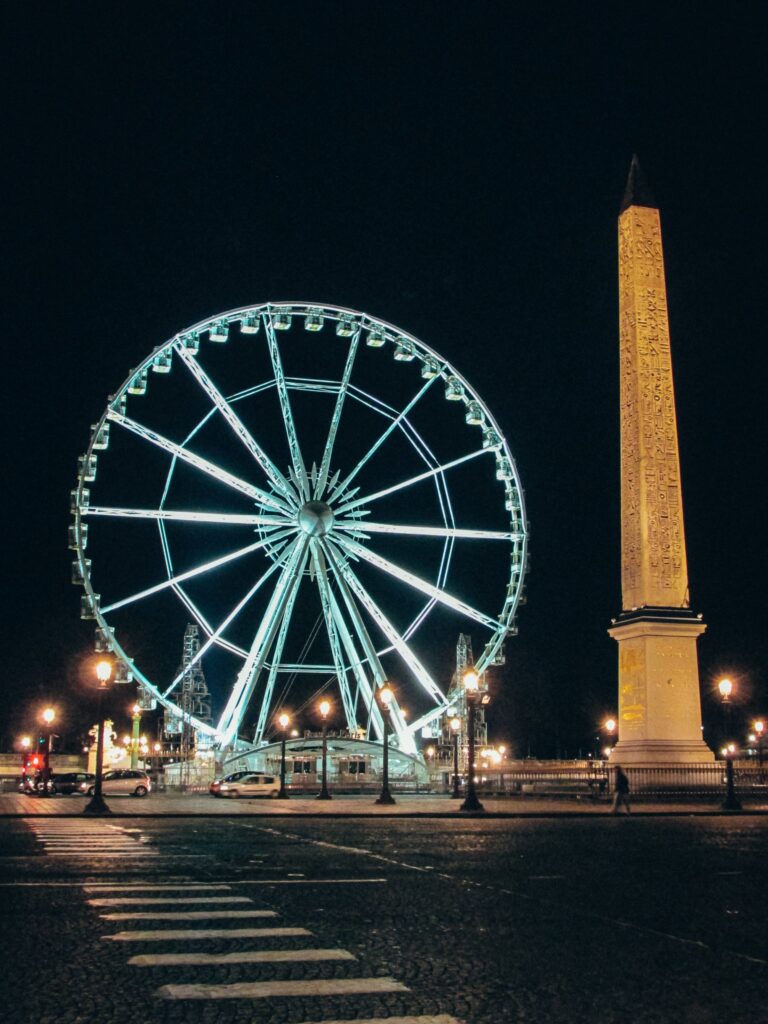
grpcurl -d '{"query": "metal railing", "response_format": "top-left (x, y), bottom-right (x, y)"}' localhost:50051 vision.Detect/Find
top-left (451, 763), bottom-right (768, 801)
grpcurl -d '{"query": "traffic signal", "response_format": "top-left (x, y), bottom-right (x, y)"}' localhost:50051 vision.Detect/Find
top-left (24, 753), bottom-right (41, 771)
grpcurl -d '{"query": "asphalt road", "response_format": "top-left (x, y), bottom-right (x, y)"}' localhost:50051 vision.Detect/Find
top-left (0, 814), bottom-right (766, 1024)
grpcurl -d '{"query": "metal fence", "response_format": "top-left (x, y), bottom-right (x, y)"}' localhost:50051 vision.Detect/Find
top-left (455, 763), bottom-right (768, 801)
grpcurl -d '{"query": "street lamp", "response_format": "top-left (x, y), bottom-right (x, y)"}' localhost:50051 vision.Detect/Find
top-left (277, 712), bottom-right (290, 799)
top-left (375, 685), bottom-right (396, 805)
top-left (718, 678), bottom-right (741, 811)
top-left (84, 660), bottom-right (113, 816)
top-left (754, 719), bottom-right (765, 769)
top-left (460, 670), bottom-right (485, 812)
top-left (450, 716), bottom-right (461, 798)
top-left (40, 708), bottom-right (56, 796)
top-left (317, 699), bottom-right (332, 800)
top-left (130, 703), bottom-right (141, 770)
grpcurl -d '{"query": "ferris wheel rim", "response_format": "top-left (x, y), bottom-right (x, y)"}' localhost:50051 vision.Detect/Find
top-left (71, 301), bottom-right (528, 749)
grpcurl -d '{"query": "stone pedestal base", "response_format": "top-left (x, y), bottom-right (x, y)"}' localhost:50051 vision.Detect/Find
top-left (607, 608), bottom-right (714, 765)
top-left (607, 739), bottom-right (713, 765)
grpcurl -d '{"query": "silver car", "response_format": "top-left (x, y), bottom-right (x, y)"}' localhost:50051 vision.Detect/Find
top-left (84, 770), bottom-right (151, 797)
top-left (215, 773), bottom-right (280, 798)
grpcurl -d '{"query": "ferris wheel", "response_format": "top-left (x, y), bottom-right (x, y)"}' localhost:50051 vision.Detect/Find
top-left (70, 303), bottom-right (528, 754)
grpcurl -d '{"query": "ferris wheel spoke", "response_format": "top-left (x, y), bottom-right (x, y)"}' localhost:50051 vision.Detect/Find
top-left (175, 344), bottom-right (296, 502)
top-left (335, 520), bottom-right (522, 542)
top-left (322, 540), bottom-right (416, 754)
top-left (328, 376), bottom-right (438, 503)
top-left (100, 529), bottom-right (297, 615)
top-left (334, 448), bottom-right (489, 516)
top-left (337, 535), bottom-right (504, 633)
top-left (107, 410), bottom-right (292, 515)
top-left (265, 318), bottom-right (310, 502)
top-left (252, 544), bottom-right (310, 744)
top-left (217, 537), bottom-right (309, 745)
top-left (314, 328), bottom-right (361, 500)
top-left (334, 552), bottom-right (445, 716)
top-left (85, 506), bottom-right (286, 527)
top-left (162, 538), bottom-right (296, 699)
top-left (310, 540), bottom-right (359, 730)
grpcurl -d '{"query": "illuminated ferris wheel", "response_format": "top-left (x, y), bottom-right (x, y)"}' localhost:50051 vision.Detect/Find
top-left (70, 303), bottom-right (528, 753)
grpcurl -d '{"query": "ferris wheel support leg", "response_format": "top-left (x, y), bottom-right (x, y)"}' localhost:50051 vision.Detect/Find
top-left (310, 541), bottom-right (358, 731)
top-left (252, 547), bottom-right (309, 745)
top-left (217, 540), bottom-right (307, 745)
top-left (325, 587), bottom-right (385, 741)
top-left (337, 556), bottom-right (446, 708)
top-left (323, 541), bottom-right (417, 755)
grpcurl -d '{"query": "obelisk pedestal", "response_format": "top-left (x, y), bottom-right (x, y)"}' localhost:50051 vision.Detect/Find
top-left (609, 158), bottom-right (713, 765)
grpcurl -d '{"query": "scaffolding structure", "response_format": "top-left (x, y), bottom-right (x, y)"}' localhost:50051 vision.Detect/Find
top-left (162, 625), bottom-right (213, 764)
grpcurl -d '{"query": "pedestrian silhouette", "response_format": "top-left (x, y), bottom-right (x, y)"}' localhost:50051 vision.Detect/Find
top-left (611, 765), bottom-right (631, 814)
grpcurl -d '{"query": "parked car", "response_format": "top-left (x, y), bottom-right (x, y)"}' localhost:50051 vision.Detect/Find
top-left (209, 770), bottom-right (252, 796)
top-left (48, 772), bottom-right (95, 795)
top-left (84, 769), bottom-right (151, 797)
top-left (212, 772), bottom-right (280, 798)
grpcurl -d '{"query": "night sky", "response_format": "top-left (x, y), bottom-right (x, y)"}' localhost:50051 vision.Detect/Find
top-left (2, 3), bottom-right (765, 756)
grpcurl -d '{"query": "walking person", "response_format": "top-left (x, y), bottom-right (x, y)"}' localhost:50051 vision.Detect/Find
top-left (611, 765), bottom-right (631, 814)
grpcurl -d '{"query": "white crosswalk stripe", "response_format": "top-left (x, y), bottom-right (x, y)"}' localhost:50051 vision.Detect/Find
top-left (292, 1018), bottom-right (463, 1024)
top-left (88, 896), bottom-right (253, 906)
top-left (84, 883), bottom-right (231, 892)
top-left (104, 927), bottom-right (311, 941)
top-left (156, 977), bottom-right (410, 1000)
top-left (99, 910), bottom-right (278, 921)
top-left (128, 949), bottom-right (356, 966)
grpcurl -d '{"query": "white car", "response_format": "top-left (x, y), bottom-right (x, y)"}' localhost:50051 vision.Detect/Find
top-left (215, 773), bottom-right (280, 798)
top-left (85, 770), bottom-right (152, 797)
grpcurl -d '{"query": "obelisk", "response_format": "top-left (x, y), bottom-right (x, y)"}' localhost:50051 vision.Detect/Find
top-left (608, 156), bottom-right (713, 764)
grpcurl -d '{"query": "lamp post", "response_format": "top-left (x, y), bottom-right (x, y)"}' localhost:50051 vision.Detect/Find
top-left (277, 712), bottom-right (290, 799)
top-left (19, 736), bottom-right (31, 790)
top-left (317, 699), bottom-right (332, 800)
top-left (460, 670), bottom-right (485, 812)
top-left (718, 678), bottom-right (742, 811)
top-left (130, 704), bottom-right (141, 770)
top-left (40, 708), bottom-right (56, 796)
top-left (603, 717), bottom-right (617, 758)
top-left (84, 660), bottom-right (113, 816)
top-left (375, 684), bottom-right (396, 805)
top-left (450, 716), bottom-right (461, 798)
top-left (754, 719), bottom-right (765, 769)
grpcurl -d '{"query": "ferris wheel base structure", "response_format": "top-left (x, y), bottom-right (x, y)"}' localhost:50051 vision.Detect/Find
top-left (70, 302), bottom-right (528, 759)
top-left (221, 735), bottom-right (430, 785)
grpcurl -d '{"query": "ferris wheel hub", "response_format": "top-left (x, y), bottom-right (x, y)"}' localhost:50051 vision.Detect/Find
top-left (298, 501), bottom-right (335, 537)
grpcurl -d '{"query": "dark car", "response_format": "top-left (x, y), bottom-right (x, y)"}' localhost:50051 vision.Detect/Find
top-left (48, 772), bottom-right (96, 795)
top-left (18, 772), bottom-right (95, 795)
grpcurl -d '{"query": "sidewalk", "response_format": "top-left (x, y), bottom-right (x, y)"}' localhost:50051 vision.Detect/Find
top-left (1, 792), bottom-right (767, 817)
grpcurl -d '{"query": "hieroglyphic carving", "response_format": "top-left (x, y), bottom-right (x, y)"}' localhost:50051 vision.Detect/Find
top-left (618, 205), bottom-right (689, 609)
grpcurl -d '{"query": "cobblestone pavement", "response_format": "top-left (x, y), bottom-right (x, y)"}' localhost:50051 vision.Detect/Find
top-left (0, 814), bottom-right (766, 1024)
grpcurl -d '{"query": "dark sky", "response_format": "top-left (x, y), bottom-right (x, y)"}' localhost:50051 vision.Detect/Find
top-left (2, 2), bottom-right (765, 755)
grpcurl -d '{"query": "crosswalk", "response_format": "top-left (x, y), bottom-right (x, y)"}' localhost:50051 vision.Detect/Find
top-left (25, 819), bottom-right (463, 1023)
